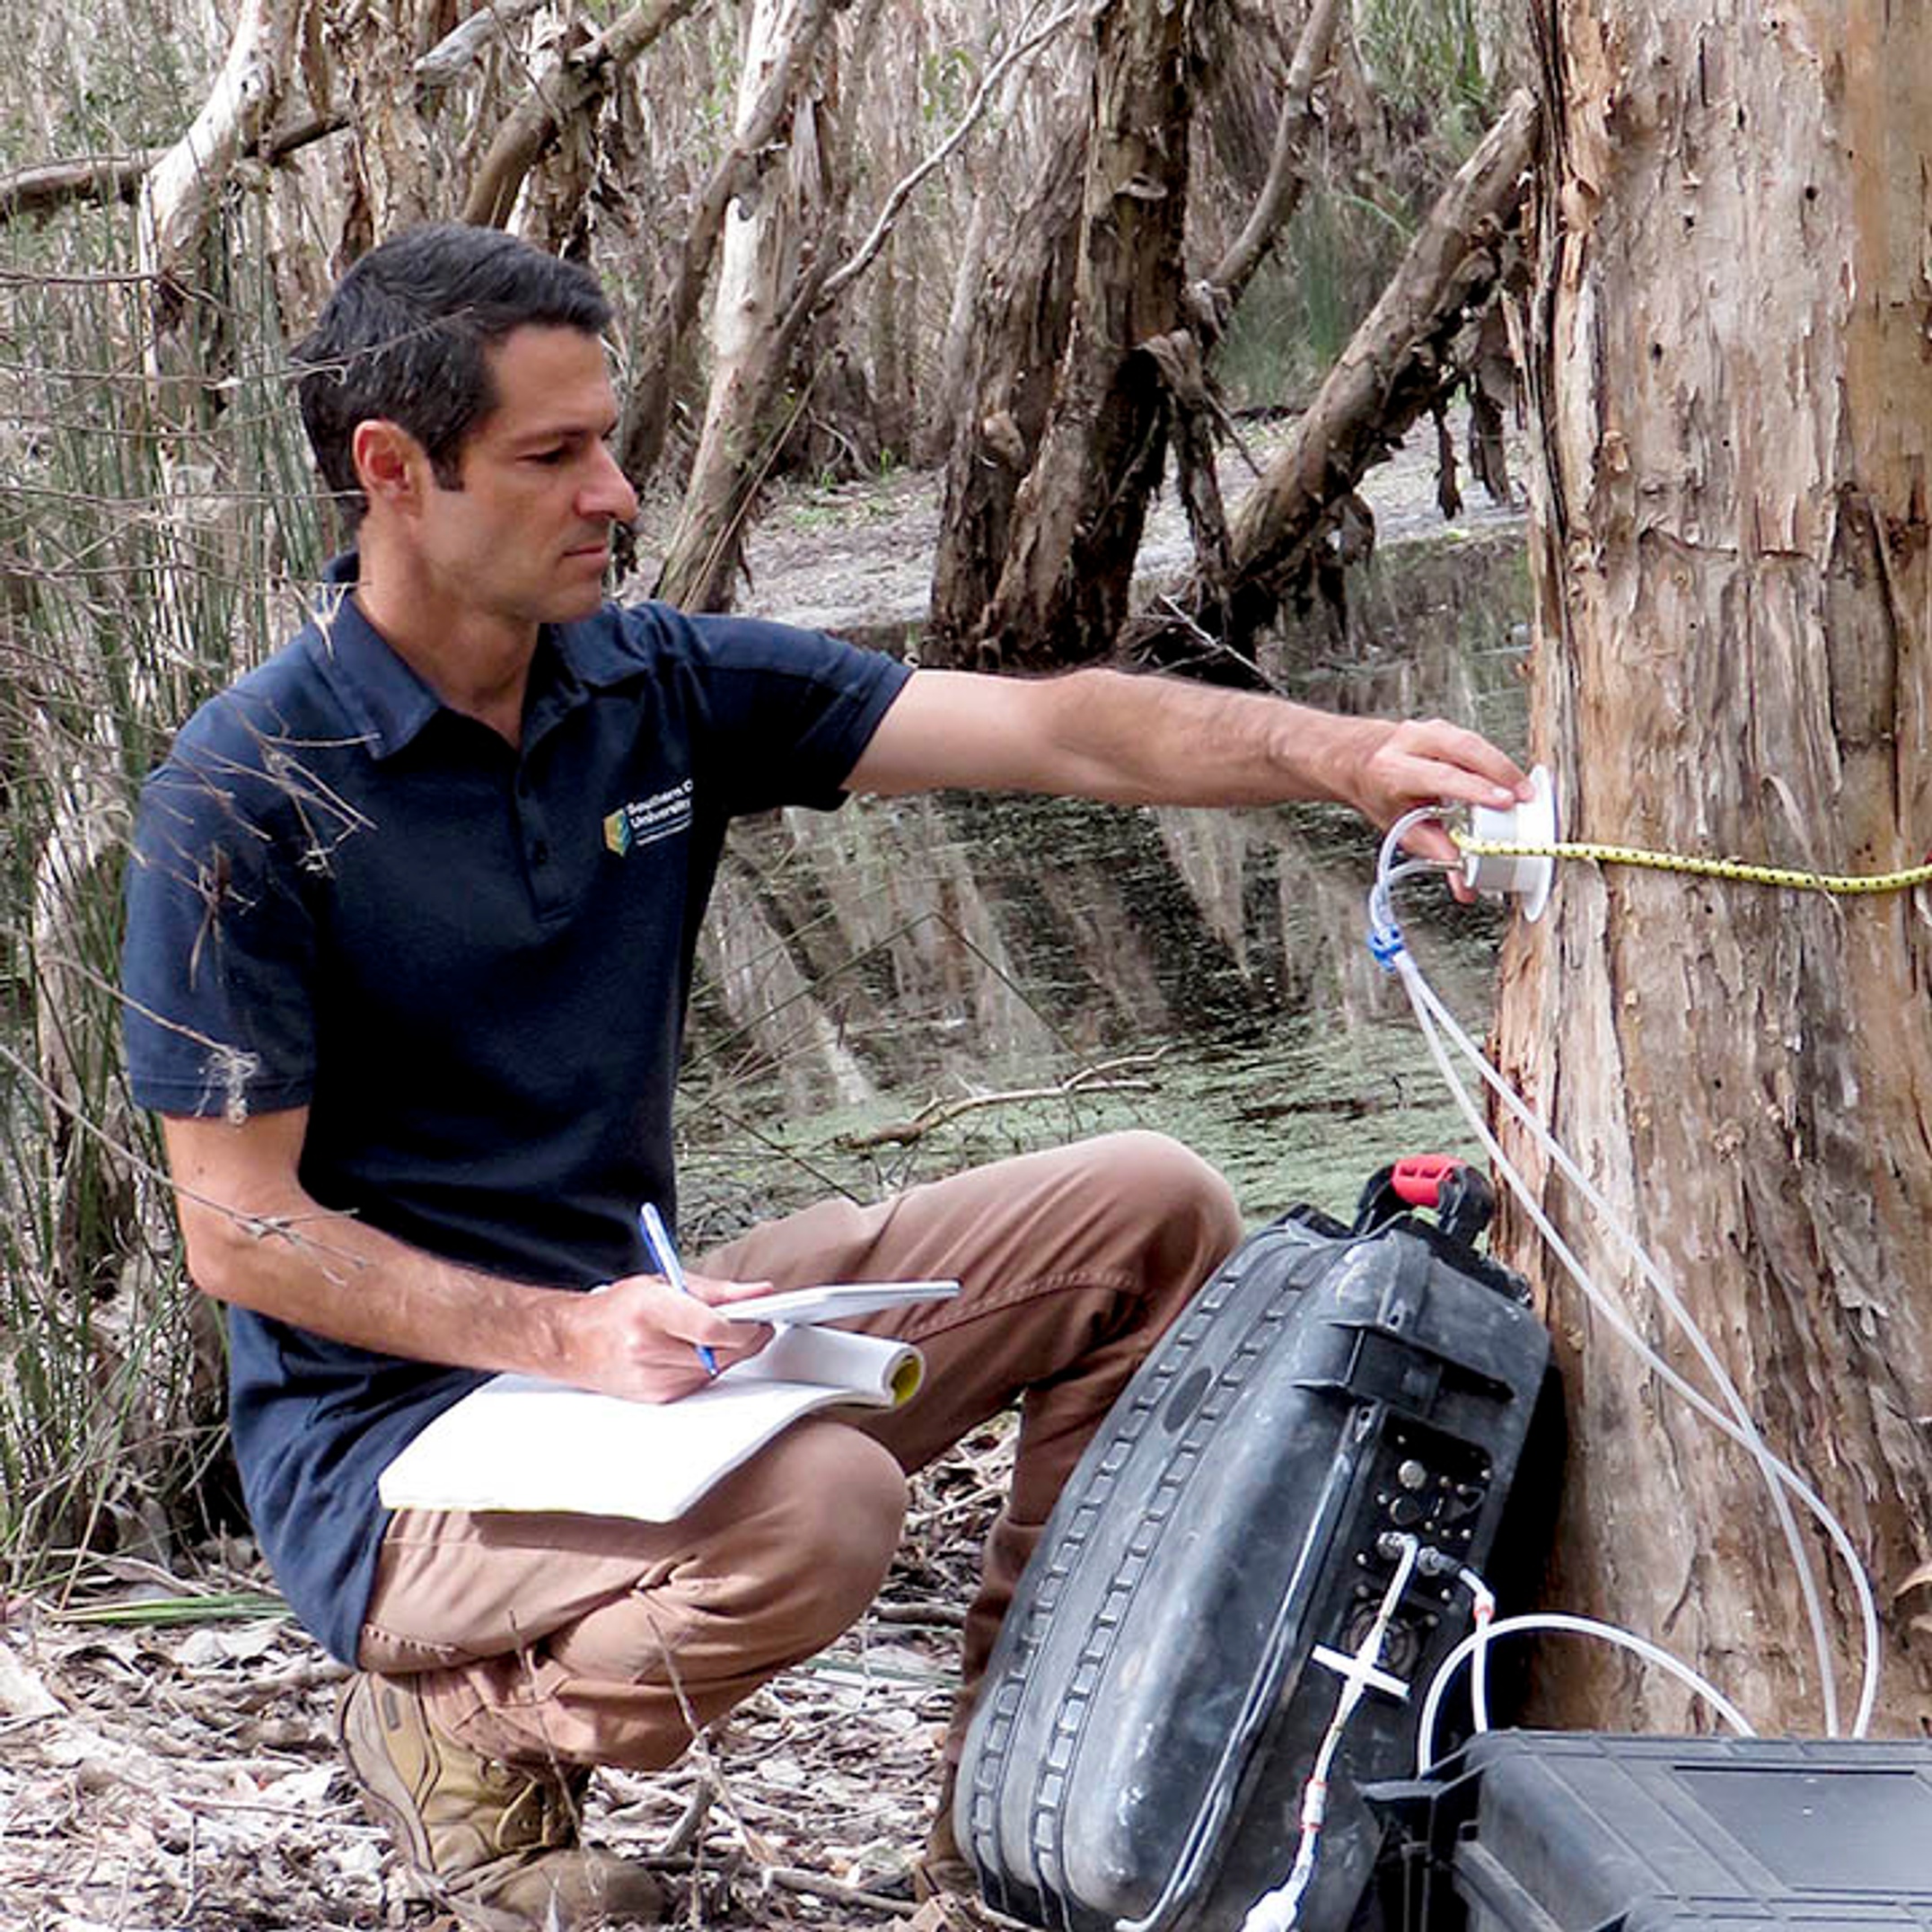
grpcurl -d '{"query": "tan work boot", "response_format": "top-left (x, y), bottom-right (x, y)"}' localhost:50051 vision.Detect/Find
top-left (337, 1672), bottom-right (662, 1930)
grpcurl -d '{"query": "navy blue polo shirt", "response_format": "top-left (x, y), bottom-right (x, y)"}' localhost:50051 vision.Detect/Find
top-left (121, 558), bottom-right (911, 1664)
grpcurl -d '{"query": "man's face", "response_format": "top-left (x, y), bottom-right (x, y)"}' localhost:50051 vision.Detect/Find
top-left (408, 324), bottom-right (639, 630)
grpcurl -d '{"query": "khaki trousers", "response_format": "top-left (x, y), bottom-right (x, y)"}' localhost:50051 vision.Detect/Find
top-left (356, 1131), bottom-right (1243, 1773)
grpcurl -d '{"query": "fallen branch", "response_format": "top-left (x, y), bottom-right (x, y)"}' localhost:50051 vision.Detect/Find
top-left (0, 151), bottom-right (165, 223)
top-left (1124, 87), bottom-right (1539, 672)
top-left (1196, 0), bottom-right (1348, 321)
top-left (642, 1849), bottom-right (919, 1917)
top-left (839, 1050), bottom-right (1168, 1151)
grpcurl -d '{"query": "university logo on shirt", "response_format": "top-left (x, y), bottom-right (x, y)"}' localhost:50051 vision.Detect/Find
top-left (602, 778), bottom-right (694, 856)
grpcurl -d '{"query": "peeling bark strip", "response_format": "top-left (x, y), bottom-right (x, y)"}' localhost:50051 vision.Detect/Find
top-left (1497, 0), bottom-right (1932, 1735)
top-left (1126, 89), bottom-right (1536, 672)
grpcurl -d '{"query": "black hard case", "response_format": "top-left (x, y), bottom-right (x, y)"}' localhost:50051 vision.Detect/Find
top-left (957, 1204), bottom-right (1558, 1932)
top-left (1370, 1730), bottom-right (1932, 1932)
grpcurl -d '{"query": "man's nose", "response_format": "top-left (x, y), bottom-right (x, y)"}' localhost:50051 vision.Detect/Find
top-left (583, 443), bottom-right (639, 524)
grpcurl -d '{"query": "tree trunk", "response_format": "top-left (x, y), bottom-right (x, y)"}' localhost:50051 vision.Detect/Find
top-left (461, 0), bottom-right (704, 230)
top-left (970, 0), bottom-right (1195, 670)
top-left (136, 0), bottom-right (301, 294)
top-left (651, 0), bottom-right (839, 610)
top-left (322, 0), bottom-right (448, 238)
top-left (1497, 0), bottom-right (1932, 1736)
top-left (925, 105), bottom-right (1087, 662)
top-left (1196, 0), bottom-right (1346, 315)
top-left (614, 0), bottom-right (831, 493)
top-left (918, 164), bottom-right (996, 471)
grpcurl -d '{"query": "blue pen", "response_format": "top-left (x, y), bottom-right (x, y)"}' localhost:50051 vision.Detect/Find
top-left (639, 1202), bottom-right (718, 1376)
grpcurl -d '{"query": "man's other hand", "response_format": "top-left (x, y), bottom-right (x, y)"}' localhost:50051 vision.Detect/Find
top-left (569, 1270), bottom-right (777, 1402)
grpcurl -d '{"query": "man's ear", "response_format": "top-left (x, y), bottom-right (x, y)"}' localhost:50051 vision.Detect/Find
top-left (351, 418), bottom-right (429, 517)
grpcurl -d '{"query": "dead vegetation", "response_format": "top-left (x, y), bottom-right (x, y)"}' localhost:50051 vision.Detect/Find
top-left (0, 1429), bottom-right (1014, 1932)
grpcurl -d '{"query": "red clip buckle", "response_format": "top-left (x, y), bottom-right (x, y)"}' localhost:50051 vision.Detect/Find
top-left (1391, 1155), bottom-right (1465, 1209)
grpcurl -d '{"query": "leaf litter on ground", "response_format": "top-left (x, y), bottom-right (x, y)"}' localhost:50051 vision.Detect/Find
top-left (0, 1421), bottom-right (1020, 1931)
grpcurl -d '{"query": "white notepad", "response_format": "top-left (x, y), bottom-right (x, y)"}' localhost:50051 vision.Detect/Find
top-left (378, 1283), bottom-right (960, 1524)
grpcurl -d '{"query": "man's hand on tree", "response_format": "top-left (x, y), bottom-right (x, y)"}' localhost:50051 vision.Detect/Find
top-left (1330, 716), bottom-right (1532, 899)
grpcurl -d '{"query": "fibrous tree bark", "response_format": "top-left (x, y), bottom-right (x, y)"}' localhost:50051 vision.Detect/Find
top-left (324, 0), bottom-right (450, 240)
top-left (925, 102), bottom-right (1087, 659)
top-left (968, 0), bottom-right (1194, 670)
top-left (1495, 0), bottom-right (1932, 1735)
top-left (651, 0), bottom-right (842, 611)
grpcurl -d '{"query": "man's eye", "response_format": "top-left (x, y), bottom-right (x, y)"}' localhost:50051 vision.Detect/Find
top-left (528, 447), bottom-right (567, 466)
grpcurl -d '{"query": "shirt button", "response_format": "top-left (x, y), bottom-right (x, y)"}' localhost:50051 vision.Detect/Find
top-left (532, 841), bottom-right (549, 866)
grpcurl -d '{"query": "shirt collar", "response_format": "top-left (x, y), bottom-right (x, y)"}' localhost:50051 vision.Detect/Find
top-left (299, 553), bottom-right (624, 760)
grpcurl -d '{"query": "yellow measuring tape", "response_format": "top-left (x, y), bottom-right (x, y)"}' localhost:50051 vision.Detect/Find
top-left (1452, 834), bottom-right (1932, 898)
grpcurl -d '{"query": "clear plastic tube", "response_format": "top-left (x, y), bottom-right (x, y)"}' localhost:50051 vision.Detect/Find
top-left (1369, 821), bottom-right (1879, 1738)
top-left (1416, 1611), bottom-right (1757, 1774)
top-left (1400, 956), bottom-right (1876, 1737)
top-left (1241, 1536), bottom-right (1421, 1932)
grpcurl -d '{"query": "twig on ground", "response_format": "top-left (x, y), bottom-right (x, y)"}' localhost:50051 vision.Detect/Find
top-left (839, 1050), bottom-right (1168, 1150)
top-left (646, 1849), bottom-right (919, 1918)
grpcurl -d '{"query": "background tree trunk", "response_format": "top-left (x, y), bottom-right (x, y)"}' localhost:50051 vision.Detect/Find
top-left (1124, 89), bottom-right (1534, 675)
top-left (970, 0), bottom-right (1194, 669)
top-left (324, 0), bottom-right (450, 240)
top-left (925, 104), bottom-right (1086, 661)
top-left (652, 0), bottom-right (839, 610)
top-left (1497, 0), bottom-right (1932, 1734)
top-left (612, 0), bottom-right (828, 494)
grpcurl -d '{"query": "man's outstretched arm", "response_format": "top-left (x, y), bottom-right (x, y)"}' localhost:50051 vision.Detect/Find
top-left (844, 667), bottom-right (1529, 874)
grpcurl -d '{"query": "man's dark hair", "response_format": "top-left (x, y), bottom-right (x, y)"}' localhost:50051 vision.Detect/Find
top-left (294, 224), bottom-right (613, 522)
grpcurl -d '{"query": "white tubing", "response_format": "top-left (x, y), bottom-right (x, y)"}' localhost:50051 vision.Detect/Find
top-left (1457, 1568), bottom-right (1497, 1734)
top-left (1399, 956), bottom-right (1877, 1738)
top-left (1416, 1612), bottom-right (1758, 1774)
top-left (1368, 817), bottom-right (1879, 1739)
top-left (1240, 1537), bottom-right (1422, 1932)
